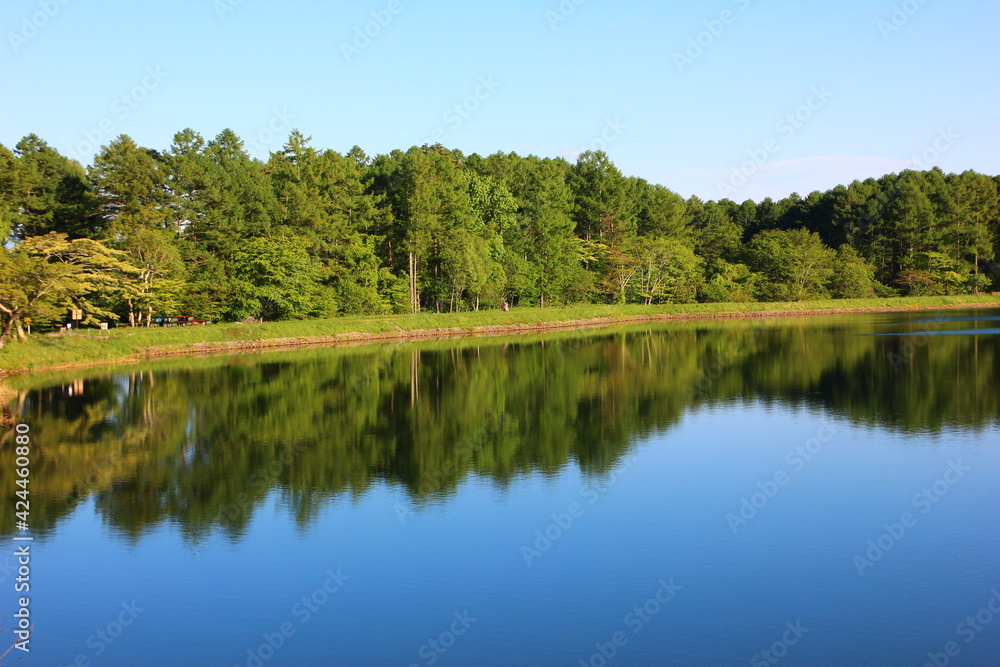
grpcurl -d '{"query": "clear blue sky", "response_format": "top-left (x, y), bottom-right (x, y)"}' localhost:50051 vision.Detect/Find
top-left (2, 0), bottom-right (997, 202)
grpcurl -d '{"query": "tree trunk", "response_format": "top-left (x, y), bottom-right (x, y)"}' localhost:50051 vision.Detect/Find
top-left (409, 252), bottom-right (418, 314)
top-left (974, 251), bottom-right (981, 294)
top-left (0, 313), bottom-right (17, 349)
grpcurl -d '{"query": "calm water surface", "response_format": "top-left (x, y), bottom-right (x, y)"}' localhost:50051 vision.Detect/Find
top-left (1, 309), bottom-right (999, 666)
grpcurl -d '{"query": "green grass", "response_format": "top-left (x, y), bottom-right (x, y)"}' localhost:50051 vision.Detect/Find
top-left (2, 294), bottom-right (999, 374)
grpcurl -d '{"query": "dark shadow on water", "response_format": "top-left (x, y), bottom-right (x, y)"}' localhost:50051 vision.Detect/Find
top-left (2, 308), bottom-right (998, 541)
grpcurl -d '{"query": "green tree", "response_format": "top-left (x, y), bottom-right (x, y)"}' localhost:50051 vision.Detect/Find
top-left (570, 151), bottom-right (638, 298)
top-left (517, 156), bottom-right (580, 306)
top-left (746, 229), bottom-right (835, 301)
top-left (630, 238), bottom-right (703, 304)
top-left (228, 235), bottom-right (321, 321)
top-left (830, 245), bottom-right (879, 298)
top-left (7, 134), bottom-right (99, 240)
top-left (269, 134), bottom-right (401, 314)
top-left (0, 233), bottom-right (137, 346)
top-left (688, 197), bottom-right (742, 265)
top-left (463, 172), bottom-right (516, 309)
top-left (174, 129), bottom-right (281, 317)
top-left (369, 146), bottom-right (482, 312)
top-left (0, 143), bottom-right (17, 242)
top-left (120, 228), bottom-right (186, 326)
top-left (947, 171), bottom-right (999, 292)
top-left (570, 151), bottom-right (637, 245)
top-left (163, 128), bottom-right (211, 235)
top-left (634, 180), bottom-right (688, 240)
top-left (886, 174), bottom-right (936, 283)
top-left (89, 135), bottom-right (173, 240)
top-left (90, 135), bottom-right (188, 323)
top-left (698, 260), bottom-right (759, 303)
top-left (190, 129), bottom-right (279, 255)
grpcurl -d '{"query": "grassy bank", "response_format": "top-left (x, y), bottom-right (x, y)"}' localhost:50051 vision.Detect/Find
top-left (2, 295), bottom-right (998, 376)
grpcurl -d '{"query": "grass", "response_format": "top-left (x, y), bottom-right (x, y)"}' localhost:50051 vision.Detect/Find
top-left (2, 294), bottom-right (999, 375)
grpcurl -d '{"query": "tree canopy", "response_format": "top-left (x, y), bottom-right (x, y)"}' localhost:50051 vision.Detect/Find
top-left (1, 130), bottom-right (998, 338)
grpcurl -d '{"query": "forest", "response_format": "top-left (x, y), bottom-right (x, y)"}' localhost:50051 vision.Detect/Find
top-left (1, 129), bottom-right (998, 346)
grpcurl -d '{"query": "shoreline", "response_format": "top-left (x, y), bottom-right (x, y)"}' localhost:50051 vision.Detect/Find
top-left (1, 298), bottom-right (998, 379)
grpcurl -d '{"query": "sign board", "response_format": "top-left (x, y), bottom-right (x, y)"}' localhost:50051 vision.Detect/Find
top-left (100, 323), bottom-right (108, 331)
top-left (71, 309), bottom-right (83, 320)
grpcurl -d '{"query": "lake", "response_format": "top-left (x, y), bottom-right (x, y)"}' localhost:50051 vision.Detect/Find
top-left (2, 308), bottom-right (998, 666)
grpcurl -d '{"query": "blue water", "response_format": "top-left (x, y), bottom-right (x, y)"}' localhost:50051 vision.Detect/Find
top-left (2, 309), bottom-right (999, 666)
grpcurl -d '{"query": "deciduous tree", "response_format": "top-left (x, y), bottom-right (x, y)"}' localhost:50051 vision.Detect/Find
top-left (0, 234), bottom-right (137, 347)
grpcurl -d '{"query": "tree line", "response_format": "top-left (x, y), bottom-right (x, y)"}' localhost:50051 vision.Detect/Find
top-left (1, 129), bottom-right (998, 344)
